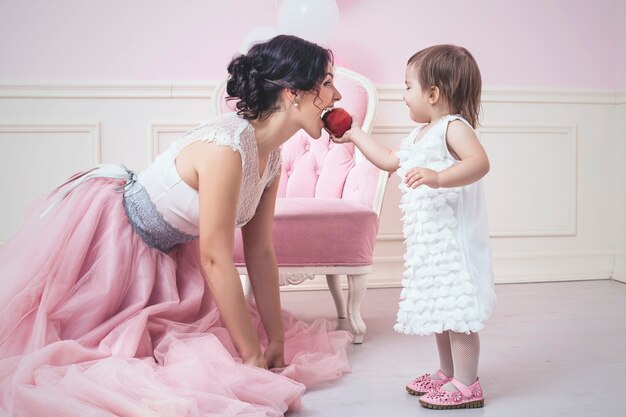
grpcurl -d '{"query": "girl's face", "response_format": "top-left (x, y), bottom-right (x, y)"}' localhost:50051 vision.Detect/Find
top-left (298, 63), bottom-right (342, 139)
top-left (403, 64), bottom-right (432, 124)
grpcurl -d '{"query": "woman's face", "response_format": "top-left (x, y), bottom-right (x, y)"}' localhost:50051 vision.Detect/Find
top-left (298, 63), bottom-right (342, 139)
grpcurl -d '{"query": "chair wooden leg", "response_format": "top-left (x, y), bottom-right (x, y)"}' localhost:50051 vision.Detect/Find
top-left (347, 274), bottom-right (368, 344)
top-left (240, 274), bottom-right (252, 299)
top-left (326, 274), bottom-right (347, 319)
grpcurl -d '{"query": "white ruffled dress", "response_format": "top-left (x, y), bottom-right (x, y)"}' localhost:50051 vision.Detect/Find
top-left (394, 115), bottom-right (496, 336)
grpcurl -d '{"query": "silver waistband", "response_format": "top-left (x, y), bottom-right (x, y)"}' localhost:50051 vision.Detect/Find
top-left (123, 186), bottom-right (197, 252)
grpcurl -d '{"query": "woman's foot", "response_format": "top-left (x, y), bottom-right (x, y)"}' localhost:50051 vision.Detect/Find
top-left (405, 369), bottom-right (452, 396)
top-left (419, 378), bottom-right (484, 409)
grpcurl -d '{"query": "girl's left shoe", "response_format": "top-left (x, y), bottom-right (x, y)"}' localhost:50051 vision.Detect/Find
top-left (418, 378), bottom-right (484, 409)
top-left (406, 370), bottom-right (452, 396)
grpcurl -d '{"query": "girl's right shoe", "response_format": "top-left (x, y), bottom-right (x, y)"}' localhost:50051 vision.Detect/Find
top-left (418, 378), bottom-right (485, 409)
top-left (405, 370), bottom-right (452, 396)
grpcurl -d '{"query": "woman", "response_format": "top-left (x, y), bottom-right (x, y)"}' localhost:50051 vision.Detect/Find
top-left (0, 35), bottom-right (350, 416)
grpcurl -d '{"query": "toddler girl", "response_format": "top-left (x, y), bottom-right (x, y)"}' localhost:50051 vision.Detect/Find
top-left (331, 44), bottom-right (495, 409)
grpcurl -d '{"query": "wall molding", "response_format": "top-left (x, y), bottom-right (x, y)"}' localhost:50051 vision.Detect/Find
top-left (371, 125), bottom-right (415, 135)
top-left (377, 233), bottom-right (404, 242)
top-left (0, 123), bottom-right (101, 244)
top-left (480, 87), bottom-right (619, 104)
top-left (0, 82), bottom-right (216, 99)
top-left (0, 123), bottom-right (101, 163)
top-left (377, 85), bottom-right (620, 104)
top-left (478, 124), bottom-right (578, 237)
top-left (150, 123), bottom-right (198, 159)
top-left (171, 82), bottom-right (215, 99)
top-left (482, 250), bottom-right (613, 284)
top-left (0, 82), bottom-right (622, 104)
top-left (0, 83), bottom-right (177, 99)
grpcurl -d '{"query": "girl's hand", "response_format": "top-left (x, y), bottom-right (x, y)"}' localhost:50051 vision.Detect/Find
top-left (327, 119), bottom-right (361, 144)
top-left (405, 167), bottom-right (440, 189)
top-left (328, 130), bottom-right (351, 143)
top-left (264, 341), bottom-right (286, 370)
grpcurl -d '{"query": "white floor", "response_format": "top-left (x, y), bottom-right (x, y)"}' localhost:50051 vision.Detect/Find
top-left (279, 279), bottom-right (626, 417)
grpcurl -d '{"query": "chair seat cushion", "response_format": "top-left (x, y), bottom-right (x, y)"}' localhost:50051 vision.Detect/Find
top-left (234, 198), bottom-right (379, 266)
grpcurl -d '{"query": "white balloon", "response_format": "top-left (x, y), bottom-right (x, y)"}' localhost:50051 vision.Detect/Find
top-left (277, 0), bottom-right (339, 45)
top-left (240, 26), bottom-right (282, 53)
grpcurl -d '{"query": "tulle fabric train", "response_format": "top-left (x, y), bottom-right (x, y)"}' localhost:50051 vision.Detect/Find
top-left (0, 179), bottom-right (351, 417)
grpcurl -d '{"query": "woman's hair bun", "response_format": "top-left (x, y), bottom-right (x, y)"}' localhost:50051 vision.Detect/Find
top-left (226, 35), bottom-right (333, 120)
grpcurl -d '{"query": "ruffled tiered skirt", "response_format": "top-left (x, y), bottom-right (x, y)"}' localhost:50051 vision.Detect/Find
top-left (394, 184), bottom-right (495, 336)
top-left (0, 179), bottom-right (351, 416)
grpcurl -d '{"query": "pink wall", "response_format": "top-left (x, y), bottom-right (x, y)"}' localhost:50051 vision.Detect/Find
top-left (617, 0), bottom-right (626, 89)
top-left (0, 0), bottom-right (621, 89)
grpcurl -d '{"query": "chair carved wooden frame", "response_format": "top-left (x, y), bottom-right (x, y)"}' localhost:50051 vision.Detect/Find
top-left (211, 67), bottom-right (387, 343)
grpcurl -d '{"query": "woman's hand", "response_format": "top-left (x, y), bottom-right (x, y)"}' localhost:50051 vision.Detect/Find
top-left (405, 167), bottom-right (440, 189)
top-left (264, 341), bottom-right (286, 370)
top-left (243, 351), bottom-right (269, 369)
top-left (240, 178), bottom-right (286, 372)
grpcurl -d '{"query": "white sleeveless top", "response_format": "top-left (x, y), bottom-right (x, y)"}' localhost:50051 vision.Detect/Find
top-left (394, 115), bottom-right (495, 336)
top-left (138, 112), bottom-right (282, 236)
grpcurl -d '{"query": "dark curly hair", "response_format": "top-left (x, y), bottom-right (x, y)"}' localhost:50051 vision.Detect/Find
top-left (226, 35), bottom-right (334, 120)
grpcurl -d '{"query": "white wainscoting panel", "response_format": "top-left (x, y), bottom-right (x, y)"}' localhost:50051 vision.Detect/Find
top-left (151, 124), bottom-right (197, 159)
top-left (479, 125), bottom-right (577, 237)
top-left (0, 83), bottom-right (622, 287)
top-left (0, 124), bottom-right (100, 243)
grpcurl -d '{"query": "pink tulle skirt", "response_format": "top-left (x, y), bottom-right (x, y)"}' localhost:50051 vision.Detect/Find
top-left (0, 179), bottom-right (351, 417)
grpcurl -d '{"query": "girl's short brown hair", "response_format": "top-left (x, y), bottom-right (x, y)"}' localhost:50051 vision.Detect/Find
top-left (407, 45), bottom-right (482, 128)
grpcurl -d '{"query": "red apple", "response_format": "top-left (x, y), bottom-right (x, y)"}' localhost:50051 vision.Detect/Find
top-left (322, 108), bottom-right (352, 138)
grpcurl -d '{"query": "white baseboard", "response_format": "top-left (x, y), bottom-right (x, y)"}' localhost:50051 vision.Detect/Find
top-left (613, 251), bottom-right (626, 283)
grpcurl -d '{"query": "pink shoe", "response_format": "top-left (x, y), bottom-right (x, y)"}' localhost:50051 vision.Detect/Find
top-left (419, 378), bottom-right (484, 409)
top-left (405, 370), bottom-right (452, 396)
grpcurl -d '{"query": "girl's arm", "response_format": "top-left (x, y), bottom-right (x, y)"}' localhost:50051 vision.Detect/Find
top-left (193, 141), bottom-right (266, 368)
top-left (405, 120), bottom-right (490, 188)
top-left (239, 173), bottom-right (285, 369)
top-left (331, 124), bottom-right (399, 173)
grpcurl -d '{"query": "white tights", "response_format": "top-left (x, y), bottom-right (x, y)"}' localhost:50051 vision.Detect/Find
top-left (432, 331), bottom-right (480, 388)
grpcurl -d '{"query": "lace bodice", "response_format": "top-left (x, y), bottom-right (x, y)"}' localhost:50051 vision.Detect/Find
top-left (138, 112), bottom-right (282, 236)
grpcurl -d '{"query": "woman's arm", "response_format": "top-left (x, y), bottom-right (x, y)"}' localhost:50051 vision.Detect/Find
top-left (192, 141), bottom-right (266, 368)
top-left (240, 174), bottom-right (285, 368)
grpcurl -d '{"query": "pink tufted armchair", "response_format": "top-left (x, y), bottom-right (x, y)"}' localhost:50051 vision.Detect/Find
top-left (211, 67), bottom-right (387, 343)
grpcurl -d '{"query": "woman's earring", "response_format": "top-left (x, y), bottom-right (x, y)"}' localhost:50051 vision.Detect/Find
top-left (293, 98), bottom-right (299, 107)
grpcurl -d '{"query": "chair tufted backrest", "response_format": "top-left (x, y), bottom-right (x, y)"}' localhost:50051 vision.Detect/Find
top-left (211, 67), bottom-right (386, 212)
